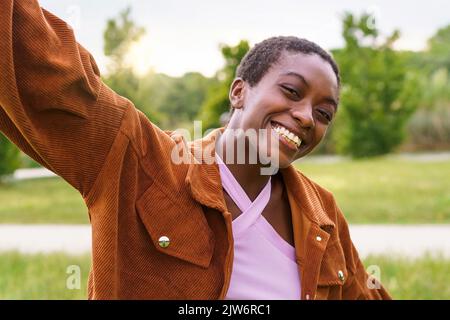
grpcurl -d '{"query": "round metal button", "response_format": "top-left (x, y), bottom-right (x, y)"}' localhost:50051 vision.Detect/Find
top-left (158, 236), bottom-right (170, 248)
top-left (316, 236), bottom-right (322, 242)
top-left (338, 270), bottom-right (345, 281)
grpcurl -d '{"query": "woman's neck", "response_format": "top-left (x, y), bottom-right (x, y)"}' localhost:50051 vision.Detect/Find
top-left (216, 131), bottom-right (271, 202)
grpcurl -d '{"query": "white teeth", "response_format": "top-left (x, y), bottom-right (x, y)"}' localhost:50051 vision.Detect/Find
top-left (272, 124), bottom-right (302, 148)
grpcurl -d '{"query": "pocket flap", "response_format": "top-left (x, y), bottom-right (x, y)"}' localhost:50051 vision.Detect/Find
top-left (136, 183), bottom-right (215, 269)
top-left (318, 241), bottom-right (349, 286)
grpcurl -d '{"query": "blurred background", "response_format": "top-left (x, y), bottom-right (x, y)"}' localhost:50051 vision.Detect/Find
top-left (0, 0), bottom-right (449, 299)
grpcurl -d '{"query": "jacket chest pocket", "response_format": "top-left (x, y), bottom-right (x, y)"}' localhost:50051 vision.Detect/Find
top-left (135, 182), bottom-right (215, 269)
top-left (316, 242), bottom-right (349, 299)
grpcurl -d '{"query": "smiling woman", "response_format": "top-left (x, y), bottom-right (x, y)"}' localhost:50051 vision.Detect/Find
top-left (0, 0), bottom-right (390, 300)
top-left (222, 39), bottom-right (340, 170)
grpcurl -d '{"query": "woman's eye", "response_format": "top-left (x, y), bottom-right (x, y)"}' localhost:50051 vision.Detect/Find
top-left (318, 110), bottom-right (332, 122)
top-left (281, 85), bottom-right (300, 99)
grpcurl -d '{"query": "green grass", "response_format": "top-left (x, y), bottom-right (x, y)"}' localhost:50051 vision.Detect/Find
top-left (296, 157), bottom-right (450, 224)
top-left (0, 157), bottom-right (449, 224)
top-left (0, 251), bottom-right (448, 299)
top-left (364, 253), bottom-right (450, 300)
top-left (0, 252), bottom-right (90, 300)
top-left (0, 177), bottom-right (88, 224)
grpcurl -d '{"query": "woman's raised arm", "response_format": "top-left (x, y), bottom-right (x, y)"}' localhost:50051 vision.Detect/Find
top-left (0, 0), bottom-right (148, 197)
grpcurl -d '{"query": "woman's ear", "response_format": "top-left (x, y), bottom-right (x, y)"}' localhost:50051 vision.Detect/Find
top-left (229, 78), bottom-right (246, 111)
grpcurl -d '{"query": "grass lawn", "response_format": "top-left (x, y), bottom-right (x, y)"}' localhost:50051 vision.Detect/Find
top-left (0, 251), bottom-right (448, 299)
top-left (0, 157), bottom-right (449, 224)
top-left (0, 177), bottom-right (88, 224)
top-left (296, 157), bottom-right (450, 224)
top-left (0, 252), bottom-right (90, 300)
top-left (363, 253), bottom-right (450, 300)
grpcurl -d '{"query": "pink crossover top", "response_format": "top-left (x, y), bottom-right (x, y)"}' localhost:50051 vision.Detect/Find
top-left (216, 154), bottom-right (301, 300)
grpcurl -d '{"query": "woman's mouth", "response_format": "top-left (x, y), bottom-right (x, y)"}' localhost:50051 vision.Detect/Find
top-left (270, 122), bottom-right (303, 150)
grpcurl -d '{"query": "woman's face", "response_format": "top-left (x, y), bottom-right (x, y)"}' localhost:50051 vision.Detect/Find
top-left (228, 51), bottom-right (339, 168)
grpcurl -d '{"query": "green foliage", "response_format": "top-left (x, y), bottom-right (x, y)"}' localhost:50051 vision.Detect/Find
top-left (420, 68), bottom-right (450, 107)
top-left (405, 104), bottom-right (450, 151)
top-left (198, 83), bottom-right (229, 130)
top-left (103, 7), bottom-right (145, 69)
top-left (399, 25), bottom-right (450, 151)
top-left (0, 135), bottom-right (21, 179)
top-left (19, 152), bottom-right (41, 169)
top-left (405, 69), bottom-right (450, 150)
top-left (102, 8), bottom-right (213, 129)
top-left (159, 72), bottom-right (211, 128)
top-left (199, 40), bottom-right (250, 130)
top-left (400, 24), bottom-right (450, 78)
top-left (102, 8), bottom-right (163, 125)
top-left (333, 12), bottom-right (421, 158)
top-left (426, 25), bottom-right (450, 72)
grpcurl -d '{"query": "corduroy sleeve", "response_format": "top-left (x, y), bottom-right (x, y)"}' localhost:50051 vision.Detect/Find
top-left (0, 0), bottom-right (130, 196)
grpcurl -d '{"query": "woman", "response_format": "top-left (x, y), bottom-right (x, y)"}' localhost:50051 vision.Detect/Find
top-left (0, 0), bottom-right (390, 299)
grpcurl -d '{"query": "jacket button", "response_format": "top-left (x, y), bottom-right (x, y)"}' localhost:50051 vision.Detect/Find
top-left (338, 270), bottom-right (345, 281)
top-left (315, 236), bottom-right (322, 242)
top-left (158, 236), bottom-right (170, 248)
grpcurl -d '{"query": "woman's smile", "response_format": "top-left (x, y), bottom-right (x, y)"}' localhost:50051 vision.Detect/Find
top-left (271, 121), bottom-right (303, 150)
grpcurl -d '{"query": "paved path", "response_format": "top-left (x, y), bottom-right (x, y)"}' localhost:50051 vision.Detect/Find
top-left (348, 225), bottom-right (450, 258)
top-left (9, 151), bottom-right (450, 181)
top-left (13, 168), bottom-right (56, 180)
top-left (0, 224), bottom-right (448, 258)
top-left (0, 225), bottom-right (90, 255)
top-left (4, 158), bottom-right (450, 258)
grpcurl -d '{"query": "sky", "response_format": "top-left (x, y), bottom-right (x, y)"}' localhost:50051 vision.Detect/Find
top-left (39, 0), bottom-right (450, 77)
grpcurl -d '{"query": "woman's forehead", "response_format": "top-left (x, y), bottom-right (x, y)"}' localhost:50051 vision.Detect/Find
top-left (279, 53), bottom-right (335, 80)
top-left (262, 52), bottom-right (339, 95)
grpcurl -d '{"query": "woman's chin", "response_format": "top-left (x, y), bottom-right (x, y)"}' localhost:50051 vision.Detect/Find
top-left (278, 153), bottom-right (296, 168)
top-left (265, 149), bottom-right (295, 169)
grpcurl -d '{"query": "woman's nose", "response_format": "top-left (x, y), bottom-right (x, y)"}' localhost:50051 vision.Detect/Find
top-left (291, 104), bottom-right (315, 130)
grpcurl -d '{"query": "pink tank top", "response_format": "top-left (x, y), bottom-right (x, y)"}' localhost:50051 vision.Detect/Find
top-left (216, 153), bottom-right (301, 300)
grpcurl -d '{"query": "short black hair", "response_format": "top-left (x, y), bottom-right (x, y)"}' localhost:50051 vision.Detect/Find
top-left (229, 36), bottom-right (340, 116)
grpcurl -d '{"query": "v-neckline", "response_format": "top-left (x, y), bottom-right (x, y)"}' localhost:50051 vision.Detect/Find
top-left (216, 152), bottom-right (273, 235)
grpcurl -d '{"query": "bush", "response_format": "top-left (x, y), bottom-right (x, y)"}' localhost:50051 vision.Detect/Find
top-left (0, 135), bottom-right (21, 179)
top-left (333, 13), bottom-right (420, 158)
top-left (403, 104), bottom-right (450, 151)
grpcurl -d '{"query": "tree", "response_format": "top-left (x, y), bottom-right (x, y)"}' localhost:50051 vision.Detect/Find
top-left (333, 12), bottom-right (421, 158)
top-left (427, 25), bottom-right (450, 72)
top-left (103, 7), bottom-right (145, 71)
top-left (159, 72), bottom-right (211, 128)
top-left (102, 8), bottom-right (161, 123)
top-left (199, 40), bottom-right (250, 130)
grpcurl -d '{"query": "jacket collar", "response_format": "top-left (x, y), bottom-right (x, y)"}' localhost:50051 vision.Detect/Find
top-left (185, 127), bottom-right (335, 231)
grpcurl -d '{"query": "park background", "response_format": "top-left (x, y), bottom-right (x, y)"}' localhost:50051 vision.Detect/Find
top-left (0, 0), bottom-right (449, 299)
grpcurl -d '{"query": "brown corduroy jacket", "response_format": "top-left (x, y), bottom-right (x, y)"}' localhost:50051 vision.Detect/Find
top-left (0, 0), bottom-right (391, 300)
